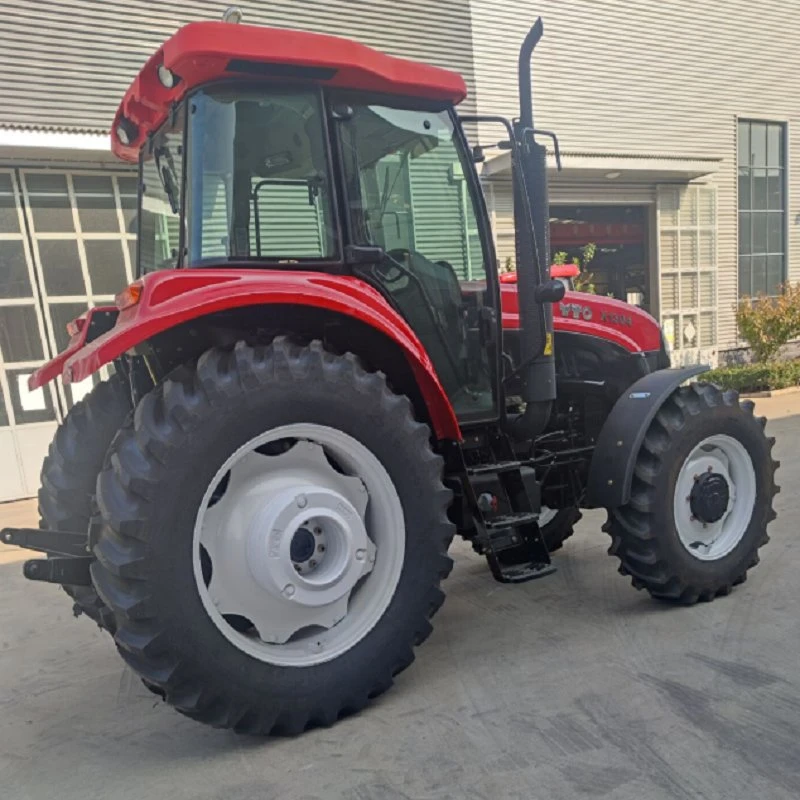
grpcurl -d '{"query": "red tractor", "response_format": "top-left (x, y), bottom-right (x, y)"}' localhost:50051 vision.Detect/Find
top-left (3, 16), bottom-right (778, 736)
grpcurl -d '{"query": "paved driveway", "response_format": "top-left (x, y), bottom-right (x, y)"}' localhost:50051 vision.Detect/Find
top-left (1, 412), bottom-right (798, 800)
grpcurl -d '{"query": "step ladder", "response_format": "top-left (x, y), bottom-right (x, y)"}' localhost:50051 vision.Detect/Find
top-left (466, 456), bottom-right (556, 584)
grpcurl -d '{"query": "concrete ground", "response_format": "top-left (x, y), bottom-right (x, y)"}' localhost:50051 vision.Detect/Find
top-left (1, 398), bottom-right (799, 800)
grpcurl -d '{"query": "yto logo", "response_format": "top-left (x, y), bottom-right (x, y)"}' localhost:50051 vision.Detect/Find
top-left (559, 302), bottom-right (593, 321)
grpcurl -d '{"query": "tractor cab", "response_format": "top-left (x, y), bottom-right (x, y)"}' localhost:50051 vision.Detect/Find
top-left (110, 18), bottom-right (559, 431)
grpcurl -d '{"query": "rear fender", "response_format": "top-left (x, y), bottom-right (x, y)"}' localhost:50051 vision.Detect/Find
top-left (585, 365), bottom-right (710, 508)
top-left (29, 269), bottom-right (461, 441)
top-left (28, 306), bottom-right (119, 391)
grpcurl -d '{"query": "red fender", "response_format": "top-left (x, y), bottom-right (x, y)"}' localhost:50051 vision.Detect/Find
top-left (29, 270), bottom-right (461, 441)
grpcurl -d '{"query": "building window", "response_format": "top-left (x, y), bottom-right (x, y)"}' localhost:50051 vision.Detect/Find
top-left (738, 120), bottom-right (786, 297)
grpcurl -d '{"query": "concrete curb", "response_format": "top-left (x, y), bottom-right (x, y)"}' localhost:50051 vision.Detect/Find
top-left (741, 385), bottom-right (800, 399)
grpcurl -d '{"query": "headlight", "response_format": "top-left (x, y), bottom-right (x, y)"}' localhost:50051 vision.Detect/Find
top-left (157, 65), bottom-right (177, 89)
top-left (115, 117), bottom-right (139, 146)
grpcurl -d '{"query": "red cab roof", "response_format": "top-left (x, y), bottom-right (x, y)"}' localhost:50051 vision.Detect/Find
top-left (112, 21), bottom-right (468, 162)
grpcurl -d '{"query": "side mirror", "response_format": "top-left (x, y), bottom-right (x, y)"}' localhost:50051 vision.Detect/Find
top-left (534, 279), bottom-right (566, 304)
top-left (472, 145), bottom-right (486, 163)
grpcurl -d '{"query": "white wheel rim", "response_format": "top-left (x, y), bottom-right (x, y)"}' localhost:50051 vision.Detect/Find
top-left (538, 506), bottom-right (558, 527)
top-left (192, 424), bottom-right (405, 667)
top-left (673, 434), bottom-right (756, 561)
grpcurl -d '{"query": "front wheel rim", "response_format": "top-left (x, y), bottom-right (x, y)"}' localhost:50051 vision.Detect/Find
top-left (192, 423), bottom-right (405, 667)
top-left (673, 434), bottom-right (757, 561)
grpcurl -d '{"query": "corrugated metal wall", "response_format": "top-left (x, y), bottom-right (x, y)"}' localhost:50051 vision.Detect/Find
top-left (470, 0), bottom-right (800, 349)
top-left (0, 0), bottom-right (477, 132)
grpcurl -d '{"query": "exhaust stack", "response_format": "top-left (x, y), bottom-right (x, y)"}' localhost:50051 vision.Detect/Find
top-left (507, 18), bottom-right (558, 439)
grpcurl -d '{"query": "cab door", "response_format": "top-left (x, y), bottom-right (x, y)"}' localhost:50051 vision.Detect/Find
top-left (333, 98), bottom-right (501, 423)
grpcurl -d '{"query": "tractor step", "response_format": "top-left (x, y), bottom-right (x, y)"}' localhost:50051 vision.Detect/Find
top-left (458, 434), bottom-right (556, 586)
top-left (492, 560), bottom-right (557, 584)
top-left (482, 511), bottom-right (556, 584)
top-left (485, 511), bottom-right (540, 531)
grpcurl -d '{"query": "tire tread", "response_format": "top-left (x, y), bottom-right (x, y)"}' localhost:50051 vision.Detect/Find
top-left (92, 339), bottom-right (454, 735)
top-left (605, 382), bottom-right (778, 604)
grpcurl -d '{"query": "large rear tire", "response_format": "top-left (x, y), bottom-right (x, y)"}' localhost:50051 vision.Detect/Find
top-left (91, 339), bottom-right (454, 735)
top-left (604, 383), bottom-right (779, 604)
top-left (38, 374), bottom-right (132, 631)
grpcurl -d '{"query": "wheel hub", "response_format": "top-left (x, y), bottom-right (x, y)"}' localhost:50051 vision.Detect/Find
top-left (689, 471), bottom-right (730, 524)
top-left (673, 434), bottom-right (756, 562)
top-left (290, 527), bottom-right (316, 565)
top-left (193, 426), bottom-right (403, 666)
top-left (246, 485), bottom-right (373, 608)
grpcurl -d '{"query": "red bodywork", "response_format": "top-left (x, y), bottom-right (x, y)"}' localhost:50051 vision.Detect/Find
top-left (112, 21), bottom-right (467, 162)
top-left (29, 271), bottom-right (460, 441)
top-left (549, 264), bottom-right (580, 281)
top-left (32, 269), bottom-right (662, 439)
top-left (500, 264), bottom-right (579, 283)
top-left (499, 272), bottom-right (662, 353)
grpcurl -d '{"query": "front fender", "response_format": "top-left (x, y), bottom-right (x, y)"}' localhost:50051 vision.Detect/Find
top-left (585, 365), bottom-right (710, 508)
top-left (29, 269), bottom-right (461, 441)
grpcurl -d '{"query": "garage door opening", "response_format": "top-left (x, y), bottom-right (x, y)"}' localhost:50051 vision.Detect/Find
top-left (549, 205), bottom-right (651, 313)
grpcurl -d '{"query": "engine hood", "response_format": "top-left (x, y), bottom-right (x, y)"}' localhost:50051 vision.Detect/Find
top-left (501, 281), bottom-right (663, 354)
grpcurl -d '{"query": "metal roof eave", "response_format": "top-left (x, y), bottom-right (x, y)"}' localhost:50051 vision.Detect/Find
top-left (482, 149), bottom-right (723, 182)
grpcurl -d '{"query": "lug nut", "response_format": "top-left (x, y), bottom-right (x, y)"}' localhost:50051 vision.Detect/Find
top-left (282, 584), bottom-right (296, 598)
top-left (294, 564), bottom-right (302, 572)
top-left (296, 494), bottom-right (308, 509)
top-left (313, 527), bottom-right (322, 535)
top-left (309, 559), bottom-right (317, 569)
top-left (355, 548), bottom-right (366, 562)
top-left (317, 544), bottom-right (325, 553)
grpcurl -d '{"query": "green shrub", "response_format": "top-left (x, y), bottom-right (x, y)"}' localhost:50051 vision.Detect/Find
top-left (554, 244), bottom-right (598, 294)
top-left (736, 284), bottom-right (800, 362)
top-left (704, 360), bottom-right (800, 393)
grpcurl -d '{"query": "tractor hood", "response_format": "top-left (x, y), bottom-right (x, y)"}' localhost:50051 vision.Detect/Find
top-left (501, 277), bottom-right (662, 354)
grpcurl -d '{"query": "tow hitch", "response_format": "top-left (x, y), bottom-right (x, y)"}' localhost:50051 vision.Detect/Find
top-left (1, 527), bottom-right (93, 586)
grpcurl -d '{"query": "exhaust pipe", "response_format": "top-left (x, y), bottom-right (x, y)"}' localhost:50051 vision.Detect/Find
top-left (506, 18), bottom-right (558, 439)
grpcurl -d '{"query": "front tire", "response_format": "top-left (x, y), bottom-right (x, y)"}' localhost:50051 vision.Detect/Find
top-left (91, 339), bottom-right (454, 735)
top-left (605, 383), bottom-right (779, 604)
top-left (539, 506), bottom-right (581, 553)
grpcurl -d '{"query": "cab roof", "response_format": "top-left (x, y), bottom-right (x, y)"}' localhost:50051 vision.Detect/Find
top-left (111, 21), bottom-right (468, 162)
